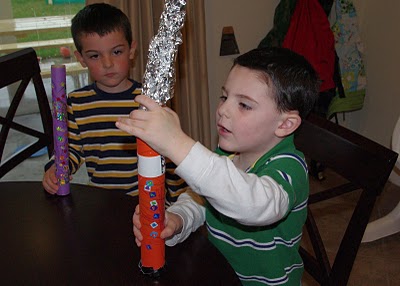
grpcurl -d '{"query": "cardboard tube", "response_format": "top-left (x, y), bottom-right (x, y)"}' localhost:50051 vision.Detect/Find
top-left (137, 138), bottom-right (166, 273)
top-left (51, 64), bottom-right (70, 196)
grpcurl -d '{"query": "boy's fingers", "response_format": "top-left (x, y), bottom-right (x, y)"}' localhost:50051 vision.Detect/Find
top-left (135, 94), bottom-right (160, 111)
top-left (43, 180), bottom-right (58, 195)
top-left (51, 176), bottom-right (58, 184)
top-left (160, 227), bottom-right (174, 239)
top-left (133, 226), bottom-right (142, 238)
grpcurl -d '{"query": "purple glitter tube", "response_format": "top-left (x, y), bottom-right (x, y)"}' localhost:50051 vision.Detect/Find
top-left (51, 65), bottom-right (70, 196)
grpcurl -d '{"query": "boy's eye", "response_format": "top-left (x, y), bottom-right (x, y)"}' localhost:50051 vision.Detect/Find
top-left (239, 102), bottom-right (252, 110)
top-left (219, 95), bottom-right (227, 102)
top-left (113, 49), bottom-right (123, 55)
top-left (89, 54), bottom-right (99, 59)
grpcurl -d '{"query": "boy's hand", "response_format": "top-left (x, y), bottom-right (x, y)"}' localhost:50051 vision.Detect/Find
top-left (42, 164), bottom-right (73, 195)
top-left (116, 94), bottom-right (195, 166)
top-left (132, 205), bottom-right (183, 247)
top-left (42, 164), bottom-right (59, 194)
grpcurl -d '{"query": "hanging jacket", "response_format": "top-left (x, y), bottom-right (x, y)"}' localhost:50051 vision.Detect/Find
top-left (282, 0), bottom-right (336, 92)
top-left (326, 0), bottom-right (366, 119)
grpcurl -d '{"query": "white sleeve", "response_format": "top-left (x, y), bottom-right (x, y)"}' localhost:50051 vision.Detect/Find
top-left (175, 142), bottom-right (289, 226)
top-left (165, 190), bottom-right (206, 246)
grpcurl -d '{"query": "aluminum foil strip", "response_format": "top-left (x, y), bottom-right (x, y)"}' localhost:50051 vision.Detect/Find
top-left (142, 0), bottom-right (187, 105)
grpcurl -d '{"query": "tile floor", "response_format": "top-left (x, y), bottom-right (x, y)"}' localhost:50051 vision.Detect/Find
top-left (1, 78), bottom-right (399, 285)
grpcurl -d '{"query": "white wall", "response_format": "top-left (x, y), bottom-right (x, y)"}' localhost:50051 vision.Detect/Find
top-left (346, 0), bottom-right (400, 148)
top-left (204, 0), bottom-right (400, 149)
top-left (204, 0), bottom-right (279, 149)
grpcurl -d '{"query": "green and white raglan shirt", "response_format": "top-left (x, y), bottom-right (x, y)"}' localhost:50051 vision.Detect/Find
top-left (167, 134), bottom-right (309, 285)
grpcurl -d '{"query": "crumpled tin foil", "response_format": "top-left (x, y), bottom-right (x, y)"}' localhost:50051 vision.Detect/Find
top-left (142, 0), bottom-right (186, 105)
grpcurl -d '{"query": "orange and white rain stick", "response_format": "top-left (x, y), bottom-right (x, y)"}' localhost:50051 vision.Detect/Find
top-left (137, 139), bottom-right (166, 275)
top-left (137, 0), bottom-right (186, 277)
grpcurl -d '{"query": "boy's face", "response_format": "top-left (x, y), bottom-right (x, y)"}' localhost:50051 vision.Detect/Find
top-left (217, 65), bottom-right (298, 162)
top-left (74, 29), bottom-right (136, 93)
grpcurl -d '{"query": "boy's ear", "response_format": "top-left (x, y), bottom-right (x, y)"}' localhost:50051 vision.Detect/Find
top-left (74, 50), bottom-right (87, 68)
top-left (129, 40), bottom-right (137, 60)
top-left (275, 111), bottom-right (301, 138)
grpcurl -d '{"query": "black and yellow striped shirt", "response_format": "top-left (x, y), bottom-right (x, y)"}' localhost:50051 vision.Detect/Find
top-left (48, 80), bottom-right (186, 201)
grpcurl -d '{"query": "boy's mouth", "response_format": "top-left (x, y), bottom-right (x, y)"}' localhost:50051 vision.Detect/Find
top-left (217, 124), bottom-right (231, 135)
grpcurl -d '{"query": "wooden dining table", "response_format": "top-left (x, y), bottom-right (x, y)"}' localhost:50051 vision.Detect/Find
top-left (0, 181), bottom-right (241, 285)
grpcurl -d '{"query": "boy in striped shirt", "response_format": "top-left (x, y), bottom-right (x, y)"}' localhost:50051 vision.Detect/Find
top-left (42, 3), bottom-right (186, 201)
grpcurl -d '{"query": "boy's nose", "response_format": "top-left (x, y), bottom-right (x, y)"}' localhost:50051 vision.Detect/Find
top-left (217, 101), bottom-right (230, 119)
top-left (102, 56), bottom-right (113, 68)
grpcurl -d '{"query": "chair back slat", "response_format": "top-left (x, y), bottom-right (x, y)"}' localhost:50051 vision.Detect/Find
top-left (295, 113), bottom-right (397, 195)
top-left (294, 113), bottom-right (398, 285)
top-left (0, 48), bottom-right (53, 178)
top-left (0, 48), bottom-right (40, 87)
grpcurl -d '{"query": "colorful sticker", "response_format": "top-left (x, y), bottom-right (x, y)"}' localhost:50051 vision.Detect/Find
top-left (144, 180), bottom-right (154, 191)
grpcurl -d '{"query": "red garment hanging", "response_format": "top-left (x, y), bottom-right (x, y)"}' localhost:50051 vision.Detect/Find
top-left (282, 0), bottom-right (335, 92)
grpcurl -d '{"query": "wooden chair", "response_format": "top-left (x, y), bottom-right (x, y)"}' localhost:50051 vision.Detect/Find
top-left (294, 113), bottom-right (398, 286)
top-left (0, 48), bottom-right (53, 178)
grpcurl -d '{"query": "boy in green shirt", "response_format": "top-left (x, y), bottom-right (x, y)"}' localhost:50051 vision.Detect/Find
top-left (117, 47), bottom-right (319, 285)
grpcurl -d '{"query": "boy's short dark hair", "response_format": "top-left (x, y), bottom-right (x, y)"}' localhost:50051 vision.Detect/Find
top-left (71, 3), bottom-right (132, 53)
top-left (234, 47), bottom-right (320, 119)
